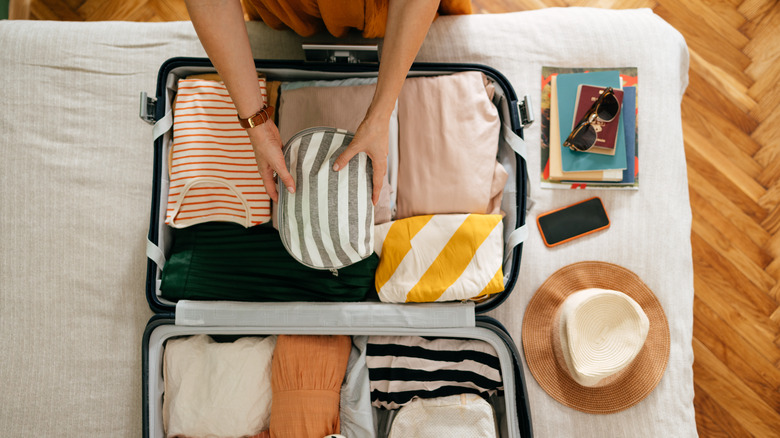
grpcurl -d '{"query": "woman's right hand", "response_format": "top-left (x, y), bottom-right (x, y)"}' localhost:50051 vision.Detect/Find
top-left (246, 121), bottom-right (295, 202)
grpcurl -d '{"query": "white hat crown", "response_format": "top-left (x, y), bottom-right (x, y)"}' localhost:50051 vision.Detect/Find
top-left (559, 288), bottom-right (650, 387)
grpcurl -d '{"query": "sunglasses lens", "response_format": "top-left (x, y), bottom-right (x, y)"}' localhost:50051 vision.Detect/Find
top-left (597, 93), bottom-right (620, 122)
top-left (568, 124), bottom-right (597, 151)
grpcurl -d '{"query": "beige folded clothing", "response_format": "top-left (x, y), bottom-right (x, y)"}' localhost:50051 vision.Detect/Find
top-left (163, 335), bottom-right (276, 438)
top-left (396, 71), bottom-right (507, 219)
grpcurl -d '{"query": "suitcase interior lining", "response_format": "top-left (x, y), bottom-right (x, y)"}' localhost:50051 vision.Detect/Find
top-left (151, 65), bottom-right (523, 308)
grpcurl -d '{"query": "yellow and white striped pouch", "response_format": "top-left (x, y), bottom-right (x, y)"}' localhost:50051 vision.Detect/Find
top-left (374, 214), bottom-right (505, 303)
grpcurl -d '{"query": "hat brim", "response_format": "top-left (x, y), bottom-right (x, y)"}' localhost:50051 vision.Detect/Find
top-left (522, 261), bottom-right (670, 414)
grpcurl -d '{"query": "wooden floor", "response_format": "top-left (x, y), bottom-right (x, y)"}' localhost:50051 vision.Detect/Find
top-left (10, 0), bottom-right (780, 436)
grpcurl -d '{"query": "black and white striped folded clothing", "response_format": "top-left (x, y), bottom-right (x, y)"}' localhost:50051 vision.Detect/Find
top-left (366, 336), bottom-right (504, 409)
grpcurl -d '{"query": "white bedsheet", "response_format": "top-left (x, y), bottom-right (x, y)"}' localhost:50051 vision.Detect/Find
top-left (0, 8), bottom-right (695, 437)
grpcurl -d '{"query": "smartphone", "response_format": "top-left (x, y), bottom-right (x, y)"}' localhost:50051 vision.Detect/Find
top-left (536, 197), bottom-right (610, 247)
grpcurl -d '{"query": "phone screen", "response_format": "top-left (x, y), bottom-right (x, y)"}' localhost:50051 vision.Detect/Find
top-left (537, 197), bottom-right (610, 246)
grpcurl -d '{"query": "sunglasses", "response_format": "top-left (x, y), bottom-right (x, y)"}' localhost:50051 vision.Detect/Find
top-left (563, 87), bottom-right (621, 152)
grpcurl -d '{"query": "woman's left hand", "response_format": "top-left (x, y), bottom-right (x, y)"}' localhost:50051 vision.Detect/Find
top-left (331, 114), bottom-right (389, 205)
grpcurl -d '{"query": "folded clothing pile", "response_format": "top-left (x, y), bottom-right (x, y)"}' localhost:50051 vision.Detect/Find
top-left (161, 334), bottom-right (503, 437)
top-left (159, 222), bottom-right (378, 302)
top-left (367, 336), bottom-right (504, 409)
top-left (276, 71), bottom-right (508, 304)
top-left (166, 76), bottom-right (272, 229)
top-left (163, 335), bottom-right (352, 438)
top-left (163, 335), bottom-right (276, 438)
top-left (161, 70), bottom-right (508, 304)
top-left (270, 335), bottom-right (352, 437)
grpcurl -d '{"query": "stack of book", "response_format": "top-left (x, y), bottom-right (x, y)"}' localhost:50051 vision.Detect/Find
top-left (540, 67), bottom-right (639, 190)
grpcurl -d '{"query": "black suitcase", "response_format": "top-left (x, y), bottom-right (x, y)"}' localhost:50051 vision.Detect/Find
top-left (140, 49), bottom-right (533, 437)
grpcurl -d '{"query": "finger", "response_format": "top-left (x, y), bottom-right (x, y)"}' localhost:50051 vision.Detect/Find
top-left (332, 145), bottom-right (360, 172)
top-left (259, 165), bottom-right (278, 203)
top-left (269, 153), bottom-right (295, 194)
top-left (371, 159), bottom-right (387, 206)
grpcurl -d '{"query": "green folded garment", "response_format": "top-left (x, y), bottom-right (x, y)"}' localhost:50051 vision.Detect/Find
top-left (160, 222), bottom-right (378, 302)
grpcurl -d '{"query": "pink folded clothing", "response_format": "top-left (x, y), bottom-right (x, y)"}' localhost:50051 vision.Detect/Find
top-left (396, 71), bottom-right (507, 219)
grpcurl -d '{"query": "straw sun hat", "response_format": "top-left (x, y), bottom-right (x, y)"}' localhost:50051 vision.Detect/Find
top-left (522, 261), bottom-right (670, 414)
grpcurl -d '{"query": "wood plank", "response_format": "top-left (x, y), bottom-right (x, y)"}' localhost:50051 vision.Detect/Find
top-left (685, 146), bottom-right (767, 222)
top-left (682, 92), bottom-right (761, 157)
top-left (684, 121), bottom-right (766, 205)
top-left (750, 102), bottom-right (780, 160)
top-left (767, 258), bottom-right (780, 285)
top-left (759, 185), bottom-right (780, 223)
top-left (739, 0), bottom-right (780, 38)
top-left (749, 80), bottom-right (780, 128)
top-left (29, 0), bottom-right (59, 20)
top-left (654, 3), bottom-right (752, 86)
top-left (689, 185), bottom-right (771, 268)
top-left (738, 0), bottom-right (779, 21)
top-left (687, 165), bottom-right (771, 249)
top-left (692, 233), bottom-right (780, 363)
top-left (147, 0), bottom-right (190, 22)
top-left (694, 296), bottom-right (780, 405)
top-left (693, 382), bottom-right (752, 437)
top-left (8, 0), bottom-right (32, 19)
top-left (471, 0), bottom-right (557, 13)
top-left (657, 0), bottom-right (750, 49)
top-left (745, 27), bottom-right (780, 123)
top-left (763, 219), bottom-right (780, 261)
top-left (753, 140), bottom-right (780, 169)
top-left (685, 68), bottom-right (758, 134)
top-left (76, 0), bottom-right (147, 21)
top-left (757, 150), bottom-right (780, 188)
top-left (32, 0), bottom-right (81, 20)
top-left (682, 99), bottom-right (761, 179)
top-left (692, 337), bottom-right (780, 437)
top-left (692, 205), bottom-right (776, 294)
top-left (689, 49), bottom-right (757, 116)
top-left (565, 0), bottom-right (657, 8)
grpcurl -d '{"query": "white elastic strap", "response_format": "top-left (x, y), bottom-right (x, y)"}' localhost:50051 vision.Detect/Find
top-left (152, 110), bottom-right (172, 140)
top-left (504, 224), bottom-right (529, 264)
top-left (502, 122), bottom-right (527, 160)
top-left (146, 238), bottom-right (166, 269)
top-left (168, 177), bottom-right (252, 228)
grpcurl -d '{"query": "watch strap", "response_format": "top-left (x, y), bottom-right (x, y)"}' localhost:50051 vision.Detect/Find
top-left (238, 105), bottom-right (275, 129)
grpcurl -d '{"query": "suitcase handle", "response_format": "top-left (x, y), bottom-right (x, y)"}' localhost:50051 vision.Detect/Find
top-left (302, 44), bottom-right (379, 64)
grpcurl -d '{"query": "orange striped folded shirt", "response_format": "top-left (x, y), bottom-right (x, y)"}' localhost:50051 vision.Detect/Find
top-left (166, 78), bottom-right (271, 228)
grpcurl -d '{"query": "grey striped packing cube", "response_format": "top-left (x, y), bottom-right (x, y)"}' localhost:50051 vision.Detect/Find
top-left (278, 127), bottom-right (374, 270)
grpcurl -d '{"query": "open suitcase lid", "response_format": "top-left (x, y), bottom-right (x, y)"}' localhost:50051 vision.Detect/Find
top-left (141, 52), bottom-right (531, 317)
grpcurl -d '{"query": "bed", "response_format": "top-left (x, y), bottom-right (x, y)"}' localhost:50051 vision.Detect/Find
top-left (0, 7), bottom-right (696, 437)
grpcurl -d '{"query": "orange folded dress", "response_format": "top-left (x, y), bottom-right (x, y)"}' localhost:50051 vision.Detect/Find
top-left (269, 335), bottom-right (352, 438)
top-left (242, 0), bottom-right (472, 38)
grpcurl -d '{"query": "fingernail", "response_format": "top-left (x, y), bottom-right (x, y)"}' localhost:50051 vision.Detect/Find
top-left (333, 163), bottom-right (340, 171)
top-left (288, 186), bottom-right (295, 194)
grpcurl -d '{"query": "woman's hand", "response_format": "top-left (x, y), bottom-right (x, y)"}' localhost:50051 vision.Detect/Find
top-left (246, 121), bottom-right (295, 202)
top-left (332, 114), bottom-right (389, 205)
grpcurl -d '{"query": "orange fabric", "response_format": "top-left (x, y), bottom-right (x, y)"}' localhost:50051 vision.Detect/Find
top-left (269, 335), bottom-right (352, 438)
top-left (242, 0), bottom-right (472, 38)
